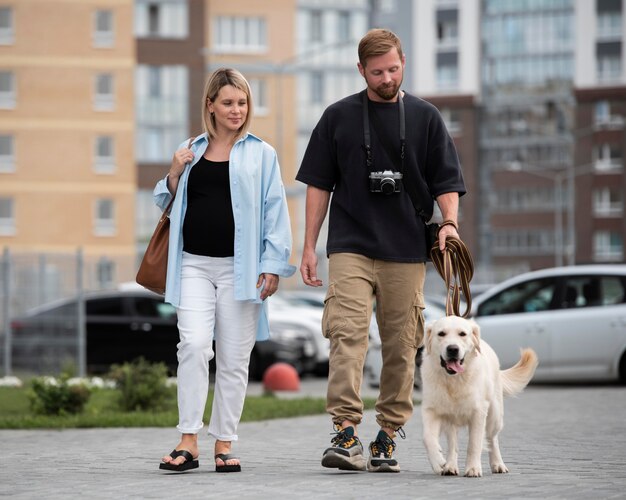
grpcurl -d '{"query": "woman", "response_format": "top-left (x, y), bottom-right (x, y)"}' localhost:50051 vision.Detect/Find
top-left (155, 68), bottom-right (296, 473)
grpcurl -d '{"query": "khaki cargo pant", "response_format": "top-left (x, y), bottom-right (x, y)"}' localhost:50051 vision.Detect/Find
top-left (323, 253), bottom-right (426, 430)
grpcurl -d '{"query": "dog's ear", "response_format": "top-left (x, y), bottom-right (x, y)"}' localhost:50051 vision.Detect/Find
top-left (470, 319), bottom-right (481, 353)
top-left (424, 320), bottom-right (435, 354)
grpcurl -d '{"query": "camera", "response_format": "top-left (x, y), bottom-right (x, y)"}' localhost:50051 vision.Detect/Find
top-left (369, 170), bottom-right (403, 195)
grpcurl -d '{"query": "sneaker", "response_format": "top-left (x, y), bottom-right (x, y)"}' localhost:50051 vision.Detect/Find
top-left (367, 430), bottom-right (401, 472)
top-left (321, 425), bottom-right (366, 471)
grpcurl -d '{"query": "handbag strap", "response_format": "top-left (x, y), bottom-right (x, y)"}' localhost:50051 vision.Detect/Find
top-left (430, 235), bottom-right (474, 318)
top-left (164, 136), bottom-right (195, 215)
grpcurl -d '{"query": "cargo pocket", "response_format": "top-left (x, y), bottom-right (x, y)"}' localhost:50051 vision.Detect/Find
top-left (322, 283), bottom-right (346, 339)
top-left (399, 291), bottom-right (426, 348)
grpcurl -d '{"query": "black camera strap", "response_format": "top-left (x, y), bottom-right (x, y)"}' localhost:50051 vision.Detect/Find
top-left (362, 90), bottom-right (431, 221)
top-left (362, 90), bottom-right (405, 174)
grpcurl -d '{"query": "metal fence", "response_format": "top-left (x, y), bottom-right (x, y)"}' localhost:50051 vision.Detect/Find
top-left (0, 246), bottom-right (524, 378)
top-left (1, 248), bottom-right (137, 377)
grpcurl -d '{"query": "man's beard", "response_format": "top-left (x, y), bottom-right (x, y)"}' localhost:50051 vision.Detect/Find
top-left (368, 78), bottom-right (402, 101)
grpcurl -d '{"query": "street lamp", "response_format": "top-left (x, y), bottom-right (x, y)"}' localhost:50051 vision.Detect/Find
top-left (507, 161), bottom-right (598, 266)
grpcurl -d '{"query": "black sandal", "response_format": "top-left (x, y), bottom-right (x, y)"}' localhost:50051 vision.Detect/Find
top-left (215, 453), bottom-right (241, 473)
top-left (159, 449), bottom-right (199, 472)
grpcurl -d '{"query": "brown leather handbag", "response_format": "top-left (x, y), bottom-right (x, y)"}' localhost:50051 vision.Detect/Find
top-left (136, 137), bottom-right (193, 294)
top-left (135, 196), bottom-right (174, 295)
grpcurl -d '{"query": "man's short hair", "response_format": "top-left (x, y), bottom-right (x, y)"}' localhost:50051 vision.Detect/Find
top-left (358, 29), bottom-right (404, 67)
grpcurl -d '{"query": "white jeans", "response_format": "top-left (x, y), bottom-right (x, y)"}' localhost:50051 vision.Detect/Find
top-left (175, 252), bottom-right (260, 440)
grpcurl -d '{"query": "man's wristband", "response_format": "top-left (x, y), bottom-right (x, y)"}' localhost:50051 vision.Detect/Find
top-left (439, 219), bottom-right (458, 231)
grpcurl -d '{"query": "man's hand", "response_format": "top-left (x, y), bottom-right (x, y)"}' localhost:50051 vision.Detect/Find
top-left (438, 224), bottom-right (459, 251)
top-left (300, 248), bottom-right (323, 287)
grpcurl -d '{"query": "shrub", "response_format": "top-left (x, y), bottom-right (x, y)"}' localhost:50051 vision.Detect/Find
top-left (108, 358), bottom-right (171, 412)
top-left (29, 376), bottom-right (91, 416)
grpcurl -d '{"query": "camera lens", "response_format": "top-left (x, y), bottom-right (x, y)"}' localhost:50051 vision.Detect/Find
top-left (380, 178), bottom-right (396, 195)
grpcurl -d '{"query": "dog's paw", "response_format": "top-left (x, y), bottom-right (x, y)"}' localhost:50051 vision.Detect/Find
top-left (442, 462), bottom-right (459, 476)
top-left (491, 462), bottom-right (509, 474)
top-left (464, 465), bottom-right (483, 478)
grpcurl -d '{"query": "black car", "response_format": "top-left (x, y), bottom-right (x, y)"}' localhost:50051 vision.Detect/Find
top-left (9, 290), bottom-right (314, 380)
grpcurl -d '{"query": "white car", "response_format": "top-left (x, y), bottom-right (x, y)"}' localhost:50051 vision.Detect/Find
top-left (471, 265), bottom-right (626, 383)
top-left (269, 294), bottom-right (329, 375)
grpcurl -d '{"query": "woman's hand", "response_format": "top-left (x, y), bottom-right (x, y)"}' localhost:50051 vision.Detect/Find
top-left (257, 273), bottom-right (279, 301)
top-left (170, 147), bottom-right (194, 178)
top-left (167, 147), bottom-right (194, 194)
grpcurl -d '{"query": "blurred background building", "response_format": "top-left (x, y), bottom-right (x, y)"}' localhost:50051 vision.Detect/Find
top-left (0, 0), bottom-right (624, 296)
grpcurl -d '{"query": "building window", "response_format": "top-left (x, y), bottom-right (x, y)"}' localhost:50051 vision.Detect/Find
top-left (0, 70), bottom-right (15, 109)
top-left (0, 134), bottom-right (14, 173)
top-left (593, 143), bottom-right (623, 172)
top-left (492, 229), bottom-right (555, 256)
top-left (594, 100), bottom-right (624, 128)
top-left (93, 9), bottom-right (114, 48)
top-left (437, 9), bottom-right (458, 49)
top-left (94, 73), bottom-right (114, 111)
top-left (597, 12), bottom-right (622, 40)
top-left (96, 258), bottom-right (115, 288)
top-left (134, 0), bottom-right (188, 39)
top-left (311, 72), bottom-right (324, 104)
top-left (310, 11), bottom-right (322, 42)
top-left (593, 188), bottom-right (623, 217)
top-left (338, 11), bottom-right (350, 42)
top-left (148, 66), bottom-right (161, 97)
top-left (249, 78), bottom-right (268, 116)
top-left (135, 65), bottom-right (188, 162)
top-left (0, 197), bottom-right (15, 235)
top-left (0, 6), bottom-right (13, 45)
top-left (593, 231), bottom-right (623, 261)
top-left (214, 16), bottom-right (267, 53)
top-left (436, 63), bottom-right (458, 89)
top-left (597, 54), bottom-right (622, 82)
top-left (94, 198), bottom-right (115, 236)
top-left (94, 136), bottom-right (115, 174)
top-left (440, 108), bottom-right (461, 135)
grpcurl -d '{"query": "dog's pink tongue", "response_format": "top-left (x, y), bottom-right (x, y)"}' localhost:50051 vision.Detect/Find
top-left (447, 360), bottom-right (464, 374)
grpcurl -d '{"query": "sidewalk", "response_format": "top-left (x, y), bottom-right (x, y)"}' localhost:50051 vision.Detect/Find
top-left (1, 382), bottom-right (625, 499)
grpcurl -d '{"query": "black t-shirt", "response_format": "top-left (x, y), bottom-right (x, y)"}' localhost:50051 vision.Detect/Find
top-left (296, 91), bottom-right (466, 262)
top-left (183, 157), bottom-right (235, 257)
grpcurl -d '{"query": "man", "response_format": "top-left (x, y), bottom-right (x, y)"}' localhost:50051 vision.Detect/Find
top-left (296, 29), bottom-right (465, 472)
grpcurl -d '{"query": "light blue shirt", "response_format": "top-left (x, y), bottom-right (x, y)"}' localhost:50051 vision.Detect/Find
top-left (153, 132), bottom-right (296, 340)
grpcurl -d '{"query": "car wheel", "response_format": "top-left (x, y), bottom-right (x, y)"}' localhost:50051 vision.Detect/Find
top-left (619, 351), bottom-right (626, 385)
top-left (248, 350), bottom-right (263, 381)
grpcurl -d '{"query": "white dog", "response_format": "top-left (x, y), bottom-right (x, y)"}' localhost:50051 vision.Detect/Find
top-left (420, 316), bottom-right (538, 478)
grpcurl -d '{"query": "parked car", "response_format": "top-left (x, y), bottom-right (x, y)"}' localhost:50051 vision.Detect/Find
top-left (269, 294), bottom-right (328, 375)
top-left (8, 290), bottom-right (314, 380)
top-left (471, 265), bottom-right (626, 383)
top-left (364, 296), bottom-right (447, 389)
top-left (274, 290), bottom-right (385, 377)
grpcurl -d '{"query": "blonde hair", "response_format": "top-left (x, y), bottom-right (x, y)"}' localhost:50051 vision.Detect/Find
top-left (201, 68), bottom-right (253, 141)
top-left (358, 29), bottom-right (404, 68)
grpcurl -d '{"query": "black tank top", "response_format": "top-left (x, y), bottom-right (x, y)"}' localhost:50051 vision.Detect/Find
top-left (183, 157), bottom-right (235, 257)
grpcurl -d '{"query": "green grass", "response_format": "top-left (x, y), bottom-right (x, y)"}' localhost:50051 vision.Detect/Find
top-left (0, 386), bottom-right (378, 429)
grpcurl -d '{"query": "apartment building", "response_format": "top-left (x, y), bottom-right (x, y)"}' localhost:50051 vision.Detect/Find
top-left (0, 0), bottom-right (137, 284)
top-left (573, 0), bottom-right (626, 264)
top-left (410, 0), bottom-right (481, 265)
top-left (412, 0), bottom-right (625, 275)
top-left (134, 0), bottom-right (205, 249)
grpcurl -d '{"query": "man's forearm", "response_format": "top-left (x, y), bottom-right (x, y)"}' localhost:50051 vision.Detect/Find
top-left (303, 186), bottom-right (331, 252)
top-left (436, 192), bottom-right (459, 225)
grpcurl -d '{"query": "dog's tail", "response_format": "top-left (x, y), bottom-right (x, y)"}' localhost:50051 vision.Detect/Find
top-left (501, 348), bottom-right (538, 397)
